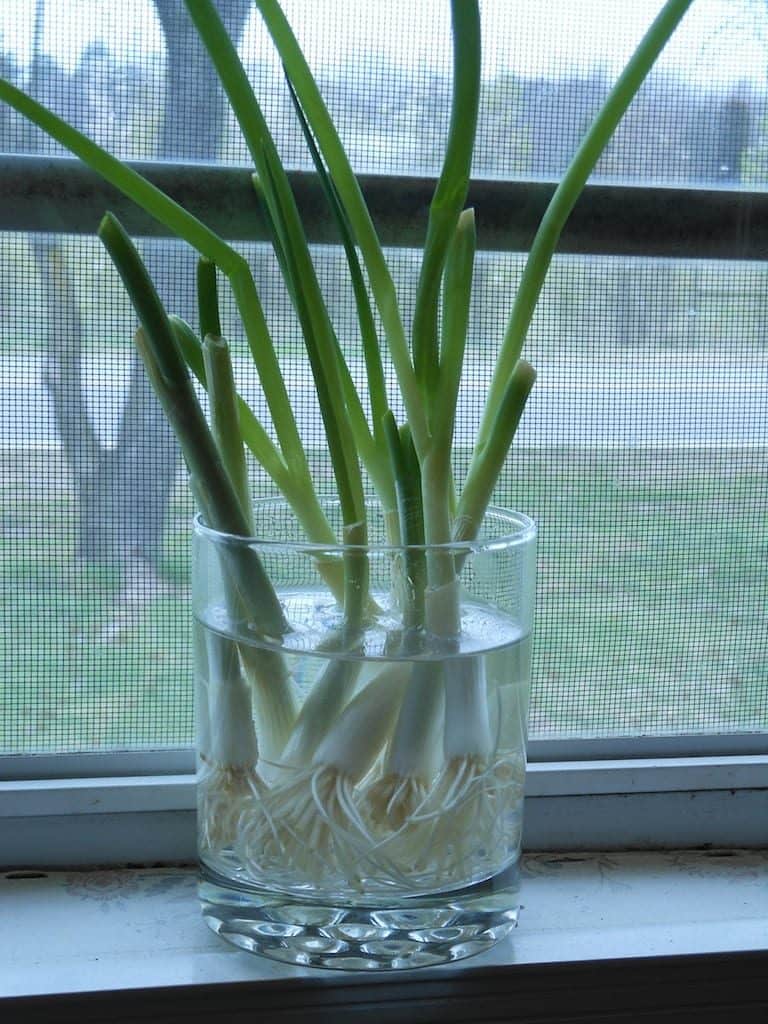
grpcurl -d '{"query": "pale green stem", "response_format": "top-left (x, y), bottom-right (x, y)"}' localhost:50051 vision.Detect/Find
top-left (203, 334), bottom-right (253, 530)
top-left (455, 360), bottom-right (536, 547)
top-left (227, 261), bottom-right (314, 488)
top-left (432, 208), bottom-right (476, 454)
top-left (252, 0), bottom-right (427, 454)
top-left (421, 447), bottom-right (460, 640)
top-left (170, 316), bottom-right (291, 490)
top-left (412, 0), bottom-right (480, 401)
top-left (172, 316), bottom-right (348, 604)
top-left (383, 414), bottom-right (426, 634)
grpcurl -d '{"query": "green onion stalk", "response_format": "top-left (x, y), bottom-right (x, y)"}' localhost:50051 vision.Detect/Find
top-left (0, 0), bottom-right (693, 887)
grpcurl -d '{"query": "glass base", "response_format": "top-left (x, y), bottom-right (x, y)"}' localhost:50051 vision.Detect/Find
top-left (199, 862), bottom-right (521, 970)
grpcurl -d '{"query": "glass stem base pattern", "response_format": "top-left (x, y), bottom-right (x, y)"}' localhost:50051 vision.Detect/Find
top-left (199, 862), bottom-right (521, 970)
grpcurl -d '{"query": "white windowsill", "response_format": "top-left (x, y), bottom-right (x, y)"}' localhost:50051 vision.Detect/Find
top-left (2, 850), bottom-right (766, 1020)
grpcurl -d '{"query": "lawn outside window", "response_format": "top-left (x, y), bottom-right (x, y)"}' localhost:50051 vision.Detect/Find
top-left (0, 0), bottom-right (767, 869)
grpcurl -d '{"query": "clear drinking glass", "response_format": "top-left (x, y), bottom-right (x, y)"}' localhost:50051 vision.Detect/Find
top-left (192, 499), bottom-right (536, 969)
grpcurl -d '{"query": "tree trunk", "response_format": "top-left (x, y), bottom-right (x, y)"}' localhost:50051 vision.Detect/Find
top-left (35, 0), bottom-right (251, 571)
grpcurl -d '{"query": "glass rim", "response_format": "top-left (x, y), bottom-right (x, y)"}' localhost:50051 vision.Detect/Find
top-left (193, 499), bottom-right (536, 555)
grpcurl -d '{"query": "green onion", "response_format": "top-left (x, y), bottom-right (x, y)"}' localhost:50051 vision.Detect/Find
top-left (468, 0), bottom-right (694, 467)
top-left (99, 213), bottom-right (287, 637)
top-left (168, 314), bottom-right (345, 583)
top-left (412, 0), bottom-right (481, 407)
top-left (198, 628), bottom-right (263, 850)
top-left (199, 323), bottom-right (300, 761)
top-left (202, 334), bottom-right (253, 529)
top-left (252, 0), bottom-right (428, 453)
top-left (383, 413), bottom-right (426, 634)
top-left (1, 0), bottom-right (694, 890)
top-left (237, 664), bottom-right (409, 883)
top-left (285, 76), bottom-right (395, 511)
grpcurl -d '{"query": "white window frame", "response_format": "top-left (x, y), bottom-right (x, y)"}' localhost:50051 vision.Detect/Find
top-left (1, 745), bottom-right (767, 866)
top-left (0, 157), bottom-right (766, 867)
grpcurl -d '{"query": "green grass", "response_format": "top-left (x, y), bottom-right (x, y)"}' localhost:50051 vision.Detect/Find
top-left (0, 473), bottom-right (193, 752)
top-left (0, 446), bottom-right (765, 753)
top-left (502, 447), bottom-right (768, 736)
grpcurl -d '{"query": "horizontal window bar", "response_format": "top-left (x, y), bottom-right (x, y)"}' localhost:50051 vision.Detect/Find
top-left (2, 733), bottom-right (764, 783)
top-left (3, 755), bottom-right (763, 819)
top-left (0, 155), bottom-right (766, 259)
top-left (527, 755), bottom-right (767, 797)
top-left (1, 758), bottom-right (766, 864)
top-left (528, 733), bottom-right (768, 762)
top-left (0, 751), bottom-right (195, 782)
top-left (0, 775), bottom-right (194, 818)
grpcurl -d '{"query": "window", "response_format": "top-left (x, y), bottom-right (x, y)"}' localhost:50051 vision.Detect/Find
top-left (0, 0), bottom-right (766, 865)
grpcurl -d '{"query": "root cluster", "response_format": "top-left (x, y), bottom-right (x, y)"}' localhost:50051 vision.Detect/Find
top-left (201, 750), bottom-right (525, 892)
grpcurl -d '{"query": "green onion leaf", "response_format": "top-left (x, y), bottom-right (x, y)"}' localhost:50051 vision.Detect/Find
top-left (197, 258), bottom-right (223, 340)
top-left (455, 359), bottom-right (536, 545)
top-left (98, 212), bottom-right (287, 638)
top-left (476, 0), bottom-right (694, 451)
top-left (203, 333), bottom-right (252, 530)
top-left (253, 0), bottom-right (426, 452)
top-left (412, 0), bottom-right (481, 401)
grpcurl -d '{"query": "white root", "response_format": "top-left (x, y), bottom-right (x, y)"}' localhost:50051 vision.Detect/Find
top-left (392, 656), bottom-right (516, 879)
top-left (421, 749), bottom-right (525, 878)
top-left (362, 660), bottom-right (444, 862)
top-left (201, 625), bottom-right (525, 890)
top-left (198, 631), bottom-right (263, 850)
top-left (365, 772), bottom-right (429, 832)
top-left (199, 762), bottom-right (264, 851)
top-left (235, 664), bottom-right (409, 885)
top-left (236, 764), bottom-right (371, 886)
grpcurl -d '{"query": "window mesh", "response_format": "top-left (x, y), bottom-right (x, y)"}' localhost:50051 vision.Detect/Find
top-left (0, 0), bottom-right (766, 753)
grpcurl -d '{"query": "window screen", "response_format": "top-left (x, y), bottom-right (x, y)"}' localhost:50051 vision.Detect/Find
top-left (1, 0), bottom-right (766, 754)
